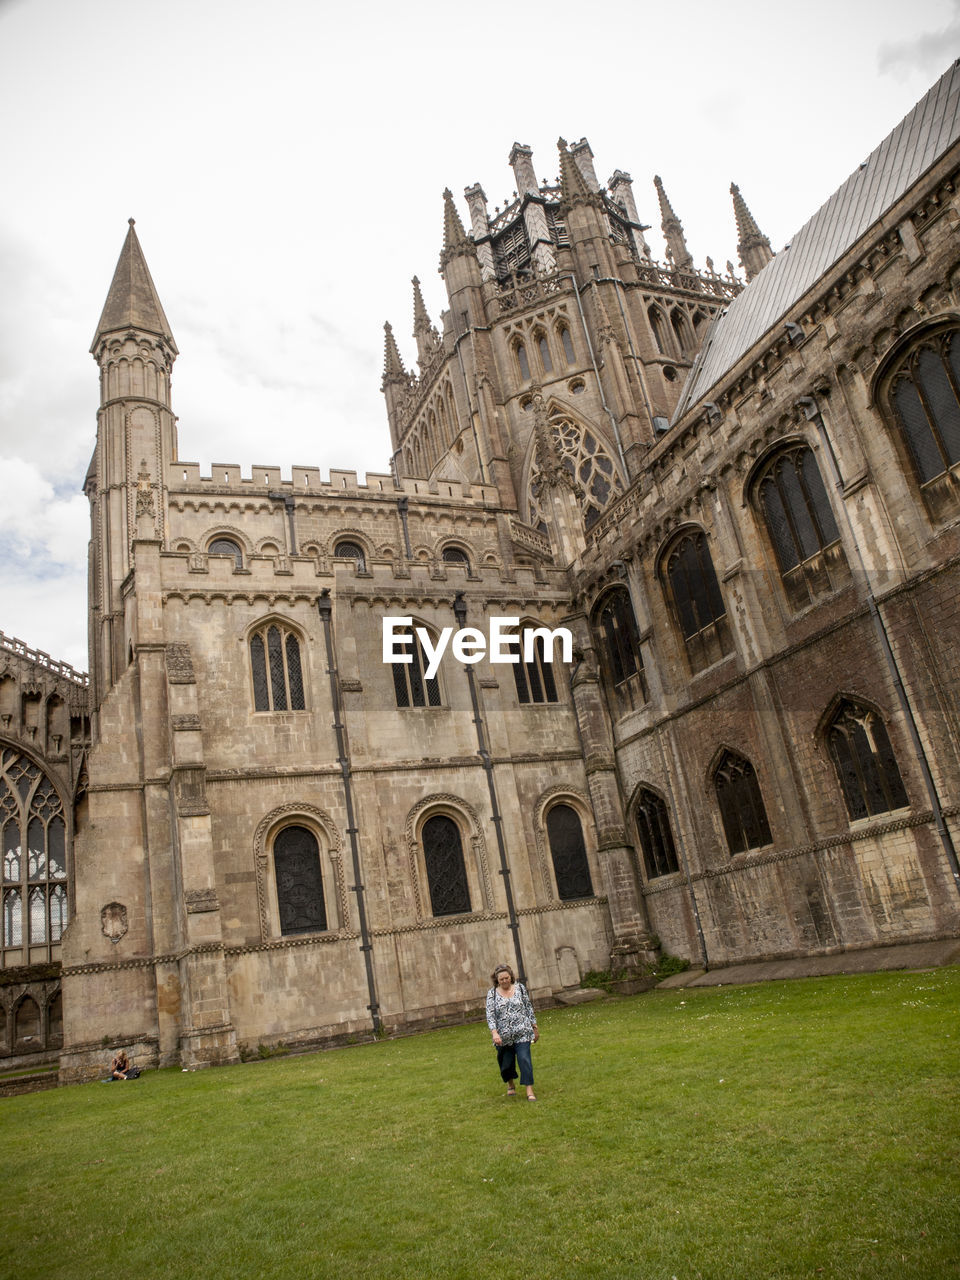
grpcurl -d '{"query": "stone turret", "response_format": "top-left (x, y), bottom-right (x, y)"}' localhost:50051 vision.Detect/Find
top-left (654, 175), bottom-right (694, 271)
top-left (731, 182), bottom-right (774, 280)
top-left (87, 220), bottom-right (178, 701)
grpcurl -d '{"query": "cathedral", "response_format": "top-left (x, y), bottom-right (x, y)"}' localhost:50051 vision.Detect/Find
top-left (3, 64), bottom-right (960, 1082)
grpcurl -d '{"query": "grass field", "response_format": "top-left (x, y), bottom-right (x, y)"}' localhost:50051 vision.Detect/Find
top-left (3, 968), bottom-right (959, 1280)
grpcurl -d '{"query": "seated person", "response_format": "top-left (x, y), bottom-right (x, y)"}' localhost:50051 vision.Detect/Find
top-left (111, 1049), bottom-right (130, 1080)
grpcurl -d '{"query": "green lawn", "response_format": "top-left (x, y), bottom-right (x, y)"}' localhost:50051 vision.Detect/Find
top-left (3, 968), bottom-right (959, 1280)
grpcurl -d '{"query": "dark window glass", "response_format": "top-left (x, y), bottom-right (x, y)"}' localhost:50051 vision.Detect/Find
top-left (635, 789), bottom-right (680, 879)
top-left (274, 825), bottom-right (327, 935)
top-left (251, 633), bottom-right (269, 711)
top-left (714, 751), bottom-right (772, 855)
top-left (890, 331), bottom-right (960, 483)
top-left (538, 334), bottom-right (553, 373)
top-left (757, 447), bottom-right (840, 576)
top-left (827, 700), bottom-right (909, 820)
top-left (0, 749), bottom-right (67, 963)
top-left (511, 630), bottom-right (560, 706)
top-left (546, 804), bottom-right (593, 899)
top-left (334, 541), bottom-right (366, 573)
top-left (592, 587), bottom-right (645, 703)
top-left (442, 547), bottom-right (470, 566)
top-left (422, 815), bottom-right (471, 916)
top-left (208, 538), bottom-right (243, 568)
top-left (393, 631), bottom-right (442, 708)
top-left (267, 626), bottom-right (288, 711)
top-left (663, 530), bottom-right (731, 671)
top-left (517, 343), bottom-right (530, 381)
top-left (560, 326), bottom-right (575, 364)
top-left (250, 625), bottom-right (305, 711)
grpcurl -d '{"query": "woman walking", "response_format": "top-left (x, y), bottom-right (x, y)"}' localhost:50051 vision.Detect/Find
top-left (486, 964), bottom-right (539, 1100)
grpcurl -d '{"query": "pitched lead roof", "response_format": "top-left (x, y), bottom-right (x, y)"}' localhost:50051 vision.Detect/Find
top-left (673, 60), bottom-right (960, 420)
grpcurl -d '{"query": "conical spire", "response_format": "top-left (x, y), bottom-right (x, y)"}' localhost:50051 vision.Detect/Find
top-left (412, 276), bottom-right (431, 333)
top-left (730, 182), bottom-right (774, 281)
top-left (91, 219), bottom-right (177, 353)
top-left (653, 176), bottom-right (693, 271)
top-left (558, 137), bottom-right (591, 201)
top-left (442, 188), bottom-right (469, 252)
top-left (381, 321), bottom-right (406, 382)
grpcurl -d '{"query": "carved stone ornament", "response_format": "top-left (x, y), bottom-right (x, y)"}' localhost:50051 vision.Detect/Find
top-left (165, 643), bottom-right (195, 684)
top-left (171, 714), bottom-right (202, 732)
top-left (184, 888), bottom-right (220, 914)
top-left (101, 901), bottom-right (128, 944)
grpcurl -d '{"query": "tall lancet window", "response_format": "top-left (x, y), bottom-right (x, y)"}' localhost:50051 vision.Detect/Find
top-left (250, 623), bottom-right (306, 712)
top-left (1, 750), bottom-right (68, 964)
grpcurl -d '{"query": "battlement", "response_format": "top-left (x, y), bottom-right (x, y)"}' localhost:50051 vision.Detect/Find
top-left (0, 630), bottom-right (89, 688)
top-left (169, 464), bottom-right (500, 506)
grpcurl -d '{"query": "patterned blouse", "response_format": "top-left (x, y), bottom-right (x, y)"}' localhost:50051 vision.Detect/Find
top-left (486, 982), bottom-right (538, 1045)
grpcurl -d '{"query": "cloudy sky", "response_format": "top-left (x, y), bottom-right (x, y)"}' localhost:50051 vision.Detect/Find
top-left (1, 0), bottom-right (958, 672)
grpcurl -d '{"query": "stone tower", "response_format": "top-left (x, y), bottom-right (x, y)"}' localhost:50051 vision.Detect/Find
top-left (383, 140), bottom-right (742, 568)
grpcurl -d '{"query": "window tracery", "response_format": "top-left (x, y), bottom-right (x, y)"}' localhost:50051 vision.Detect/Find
top-left (527, 415), bottom-right (623, 533)
top-left (635, 788), bottom-right (680, 879)
top-left (250, 622), bottom-right (305, 712)
top-left (273, 824), bottom-right (328, 936)
top-left (713, 751), bottom-right (772, 855)
top-left (505, 624), bottom-right (560, 705)
top-left (826, 699), bottom-right (909, 821)
top-left (888, 328), bottom-right (960, 485)
top-left (208, 537), bottom-right (243, 569)
top-left (1, 749), bottom-right (67, 963)
top-left (753, 445), bottom-right (845, 610)
top-left (661, 529), bottom-right (731, 673)
top-left (334, 540), bottom-right (367, 573)
top-left (392, 628), bottom-right (442, 708)
top-left (421, 814), bottom-right (471, 916)
top-left (591, 587), bottom-right (647, 710)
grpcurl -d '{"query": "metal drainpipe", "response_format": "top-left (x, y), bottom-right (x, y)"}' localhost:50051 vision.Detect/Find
top-left (796, 395), bottom-right (960, 902)
top-left (397, 496), bottom-right (412, 559)
top-left (557, 273), bottom-right (628, 476)
top-left (316, 589), bottom-right (382, 1033)
top-left (453, 591), bottom-right (527, 983)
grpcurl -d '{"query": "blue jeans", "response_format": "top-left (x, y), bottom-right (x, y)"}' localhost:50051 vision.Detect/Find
top-left (497, 1039), bottom-right (534, 1086)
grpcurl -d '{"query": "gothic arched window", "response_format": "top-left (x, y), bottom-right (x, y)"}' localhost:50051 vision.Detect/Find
top-left (754, 445), bottom-right (844, 609)
top-left (888, 328), bottom-right (960, 486)
top-left (250, 623), bottom-right (306, 712)
top-left (509, 625), bottom-right (560, 705)
top-left (649, 306), bottom-right (670, 355)
top-left (713, 750), bottom-right (772, 855)
top-left (516, 342), bottom-right (531, 382)
top-left (334, 540), bottom-right (367, 573)
top-left (1, 750), bottom-right (68, 963)
top-left (558, 324), bottom-right (576, 365)
top-left (392, 628), bottom-right (442, 708)
top-left (536, 332), bottom-right (553, 374)
top-left (273, 825), bottom-right (327, 936)
top-left (592, 586), bottom-right (647, 710)
top-left (635, 788), bottom-right (680, 880)
top-left (208, 537), bottom-right (243, 569)
top-left (546, 804), bottom-right (593, 900)
top-left (421, 814), bottom-right (471, 916)
top-left (527, 414), bottom-right (623, 533)
top-left (826, 700), bottom-right (909, 821)
top-left (661, 530), bottom-right (732, 674)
